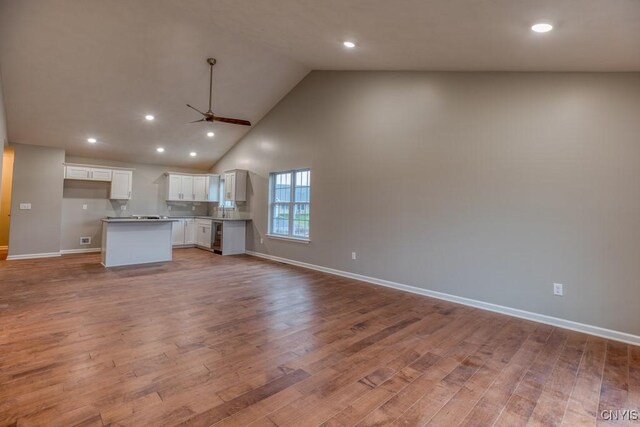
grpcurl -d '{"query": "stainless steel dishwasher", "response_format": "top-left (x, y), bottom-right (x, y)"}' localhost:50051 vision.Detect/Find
top-left (212, 221), bottom-right (223, 254)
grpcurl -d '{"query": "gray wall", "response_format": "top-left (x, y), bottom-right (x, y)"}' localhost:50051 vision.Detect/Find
top-left (9, 143), bottom-right (65, 256)
top-left (213, 71), bottom-right (640, 336)
top-left (62, 156), bottom-right (209, 251)
top-left (0, 72), bottom-right (8, 199)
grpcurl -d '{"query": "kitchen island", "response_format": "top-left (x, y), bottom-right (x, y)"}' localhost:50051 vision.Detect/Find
top-left (101, 218), bottom-right (177, 267)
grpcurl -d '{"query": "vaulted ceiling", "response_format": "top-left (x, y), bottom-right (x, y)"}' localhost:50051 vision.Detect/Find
top-left (1, 0), bottom-right (639, 168)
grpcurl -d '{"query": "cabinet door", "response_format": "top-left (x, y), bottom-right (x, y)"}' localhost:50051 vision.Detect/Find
top-left (171, 219), bottom-right (185, 246)
top-left (167, 175), bottom-right (182, 200)
top-left (224, 172), bottom-right (235, 200)
top-left (206, 175), bottom-right (220, 202)
top-left (196, 223), bottom-right (212, 247)
top-left (184, 219), bottom-right (196, 244)
top-left (110, 170), bottom-right (132, 199)
top-left (193, 176), bottom-right (207, 201)
top-left (65, 166), bottom-right (90, 180)
top-left (89, 168), bottom-right (112, 181)
top-left (181, 175), bottom-right (194, 201)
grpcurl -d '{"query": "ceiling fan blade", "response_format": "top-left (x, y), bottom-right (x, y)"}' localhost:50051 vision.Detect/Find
top-left (213, 116), bottom-right (252, 126)
top-left (186, 104), bottom-right (206, 116)
top-left (189, 118), bottom-right (206, 123)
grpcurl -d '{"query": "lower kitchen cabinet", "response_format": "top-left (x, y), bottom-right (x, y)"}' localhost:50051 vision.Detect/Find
top-left (171, 219), bottom-right (195, 246)
top-left (195, 219), bottom-right (212, 248)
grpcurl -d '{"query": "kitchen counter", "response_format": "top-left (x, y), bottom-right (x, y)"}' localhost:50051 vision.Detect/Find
top-left (101, 218), bottom-right (178, 223)
top-left (169, 216), bottom-right (251, 221)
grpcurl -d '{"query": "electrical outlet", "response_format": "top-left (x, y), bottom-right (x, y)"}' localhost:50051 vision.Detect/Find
top-left (80, 236), bottom-right (91, 245)
top-left (553, 283), bottom-right (564, 296)
top-left (19, 203), bottom-right (31, 210)
top-left (167, 205), bottom-right (172, 211)
top-left (120, 205), bottom-right (127, 211)
top-left (192, 206), bottom-right (196, 211)
top-left (352, 252), bottom-right (357, 260)
top-left (82, 204), bottom-right (88, 210)
top-left (260, 237), bottom-right (264, 244)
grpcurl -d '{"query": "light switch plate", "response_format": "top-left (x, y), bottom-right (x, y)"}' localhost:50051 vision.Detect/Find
top-left (19, 203), bottom-right (31, 210)
top-left (120, 205), bottom-right (127, 211)
top-left (82, 204), bottom-right (88, 210)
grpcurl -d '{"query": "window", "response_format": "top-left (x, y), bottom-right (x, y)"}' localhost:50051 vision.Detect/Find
top-left (218, 179), bottom-right (234, 208)
top-left (269, 169), bottom-right (310, 240)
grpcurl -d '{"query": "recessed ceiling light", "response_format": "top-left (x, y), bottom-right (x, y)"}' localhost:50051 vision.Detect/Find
top-left (343, 41), bottom-right (356, 48)
top-left (145, 114), bottom-right (155, 121)
top-left (189, 152), bottom-right (197, 157)
top-left (87, 138), bottom-right (97, 143)
top-left (531, 23), bottom-right (553, 33)
top-left (207, 131), bottom-right (215, 138)
top-left (156, 147), bottom-right (165, 153)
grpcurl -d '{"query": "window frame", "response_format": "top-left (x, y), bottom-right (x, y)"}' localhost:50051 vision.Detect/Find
top-left (268, 168), bottom-right (311, 241)
top-left (218, 178), bottom-right (235, 208)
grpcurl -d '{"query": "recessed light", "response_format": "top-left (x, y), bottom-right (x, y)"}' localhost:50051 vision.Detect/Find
top-left (531, 22), bottom-right (553, 33)
top-left (343, 41), bottom-right (356, 48)
top-left (145, 114), bottom-right (155, 121)
top-left (190, 152), bottom-right (197, 157)
top-left (156, 147), bottom-right (165, 153)
top-left (87, 138), bottom-right (97, 143)
top-left (207, 131), bottom-right (215, 138)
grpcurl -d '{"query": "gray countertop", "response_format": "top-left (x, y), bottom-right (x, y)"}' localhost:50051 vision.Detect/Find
top-left (170, 216), bottom-right (251, 221)
top-left (101, 218), bottom-right (179, 223)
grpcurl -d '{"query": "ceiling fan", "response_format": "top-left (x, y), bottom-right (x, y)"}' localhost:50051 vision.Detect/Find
top-left (186, 58), bottom-right (251, 127)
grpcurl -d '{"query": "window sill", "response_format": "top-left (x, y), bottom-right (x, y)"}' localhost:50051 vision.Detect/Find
top-left (266, 234), bottom-right (310, 244)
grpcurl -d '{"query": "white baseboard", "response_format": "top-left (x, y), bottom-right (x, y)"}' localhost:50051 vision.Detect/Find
top-left (60, 248), bottom-right (102, 255)
top-left (246, 250), bottom-right (640, 346)
top-left (6, 252), bottom-right (61, 260)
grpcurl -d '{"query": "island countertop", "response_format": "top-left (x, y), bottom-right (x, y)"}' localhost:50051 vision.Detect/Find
top-left (101, 218), bottom-right (178, 223)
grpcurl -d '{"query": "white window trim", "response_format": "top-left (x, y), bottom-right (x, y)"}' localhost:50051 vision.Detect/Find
top-left (266, 234), bottom-right (310, 244)
top-left (268, 168), bottom-right (311, 240)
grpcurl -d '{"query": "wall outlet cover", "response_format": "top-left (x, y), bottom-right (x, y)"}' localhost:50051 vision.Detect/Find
top-left (82, 204), bottom-right (88, 210)
top-left (352, 252), bottom-right (357, 260)
top-left (120, 205), bottom-right (127, 211)
top-left (80, 236), bottom-right (91, 245)
top-left (553, 283), bottom-right (564, 296)
top-left (19, 203), bottom-right (31, 210)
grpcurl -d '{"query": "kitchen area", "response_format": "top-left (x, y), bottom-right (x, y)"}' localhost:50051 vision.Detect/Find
top-left (61, 160), bottom-right (251, 267)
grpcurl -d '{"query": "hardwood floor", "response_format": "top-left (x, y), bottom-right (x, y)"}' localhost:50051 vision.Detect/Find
top-left (0, 249), bottom-right (638, 426)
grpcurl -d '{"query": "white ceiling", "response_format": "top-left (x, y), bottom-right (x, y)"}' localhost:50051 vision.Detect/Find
top-left (1, 0), bottom-right (639, 168)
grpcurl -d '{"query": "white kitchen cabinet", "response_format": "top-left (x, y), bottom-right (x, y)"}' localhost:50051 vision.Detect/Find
top-left (167, 175), bottom-right (182, 201)
top-left (65, 165), bottom-right (113, 181)
top-left (65, 166), bottom-right (91, 180)
top-left (110, 170), bottom-right (132, 199)
top-left (196, 219), bottom-right (212, 248)
top-left (184, 219), bottom-right (195, 244)
top-left (224, 169), bottom-right (247, 202)
top-left (172, 218), bottom-right (196, 246)
top-left (171, 219), bottom-right (185, 245)
top-left (193, 176), bottom-right (207, 201)
top-left (206, 175), bottom-right (220, 202)
top-left (166, 174), bottom-right (196, 201)
top-left (89, 168), bottom-right (112, 181)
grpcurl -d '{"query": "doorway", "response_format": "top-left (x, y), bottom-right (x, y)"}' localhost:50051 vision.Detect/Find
top-left (0, 146), bottom-right (15, 260)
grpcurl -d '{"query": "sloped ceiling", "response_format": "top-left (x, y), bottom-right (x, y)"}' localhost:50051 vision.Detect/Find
top-left (0, 0), bottom-right (638, 168)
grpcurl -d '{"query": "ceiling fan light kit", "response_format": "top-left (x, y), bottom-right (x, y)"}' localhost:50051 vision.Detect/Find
top-left (186, 58), bottom-right (252, 127)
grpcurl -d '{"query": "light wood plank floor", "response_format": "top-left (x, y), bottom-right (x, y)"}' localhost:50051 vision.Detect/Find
top-left (0, 249), bottom-right (638, 426)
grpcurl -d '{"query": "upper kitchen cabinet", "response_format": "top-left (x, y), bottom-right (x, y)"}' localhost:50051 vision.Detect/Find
top-left (64, 165), bottom-right (112, 181)
top-left (224, 169), bottom-right (247, 202)
top-left (110, 170), bottom-right (133, 200)
top-left (63, 163), bottom-right (133, 199)
top-left (166, 173), bottom-right (220, 202)
top-left (166, 173), bottom-right (193, 201)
